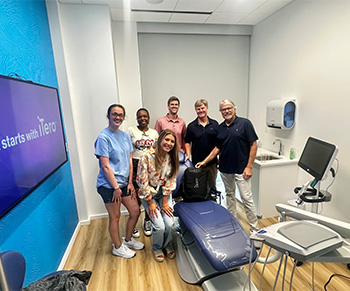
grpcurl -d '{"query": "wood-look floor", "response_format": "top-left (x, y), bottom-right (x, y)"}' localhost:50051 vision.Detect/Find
top-left (63, 204), bottom-right (350, 291)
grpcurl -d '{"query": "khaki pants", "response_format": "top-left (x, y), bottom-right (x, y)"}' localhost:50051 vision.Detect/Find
top-left (220, 172), bottom-right (258, 233)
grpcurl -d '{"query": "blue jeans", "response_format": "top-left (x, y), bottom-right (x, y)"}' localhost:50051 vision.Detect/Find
top-left (141, 190), bottom-right (174, 250)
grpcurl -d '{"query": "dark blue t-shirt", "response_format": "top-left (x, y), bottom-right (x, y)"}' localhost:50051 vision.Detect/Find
top-left (216, 116), bottom-right (258, 174)
top-left (185, 117), bottom-right (219, 165)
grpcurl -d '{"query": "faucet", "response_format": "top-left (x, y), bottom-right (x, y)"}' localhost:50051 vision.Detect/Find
top-left (273, 139), bottom-right (283, 156)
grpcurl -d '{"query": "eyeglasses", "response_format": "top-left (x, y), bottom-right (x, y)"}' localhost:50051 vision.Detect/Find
top-left (111, 113), bottom-right (125, 118)
top-left (220, 106), bottom-right (233, 112)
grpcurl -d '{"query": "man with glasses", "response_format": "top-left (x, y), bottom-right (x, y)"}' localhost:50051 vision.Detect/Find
top-left (196, 99), bottom-right (259, 240)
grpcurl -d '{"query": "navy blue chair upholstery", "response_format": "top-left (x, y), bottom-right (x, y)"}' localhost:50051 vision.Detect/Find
top-left (0, 250), bottom-right (88, 291)
top-left (174, 200), bottom-right (257, 271)
top-left (172, 151), bottom-right (193, 199)
top-left (1, 250), bottom-right (26, 291)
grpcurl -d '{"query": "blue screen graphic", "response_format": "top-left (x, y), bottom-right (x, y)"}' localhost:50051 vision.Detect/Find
top-left (0, 75), bottom-right (68, 217)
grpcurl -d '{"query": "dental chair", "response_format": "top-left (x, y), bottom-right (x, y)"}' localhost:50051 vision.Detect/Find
top-left (172, 152), bottom-right (258, 291)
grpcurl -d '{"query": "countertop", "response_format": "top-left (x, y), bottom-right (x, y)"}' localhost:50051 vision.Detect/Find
top-left (255, 148), bottom-right (299, 168)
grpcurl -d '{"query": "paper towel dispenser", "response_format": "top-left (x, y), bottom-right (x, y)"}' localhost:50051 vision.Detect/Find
top-left (266, 99), bottom-right (296, 130)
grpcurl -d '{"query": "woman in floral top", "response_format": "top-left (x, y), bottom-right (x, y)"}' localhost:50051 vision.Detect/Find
top-left (137, 129), bottom-right (179, 262)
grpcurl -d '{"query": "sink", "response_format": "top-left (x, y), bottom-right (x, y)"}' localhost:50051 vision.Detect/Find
top-left (256, 155), bottom-right (282, 161)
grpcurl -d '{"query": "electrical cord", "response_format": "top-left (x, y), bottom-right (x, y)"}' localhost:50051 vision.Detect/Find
top-left (317, 202), bottom-right (323, 215)
top-left (281, 252), bottom-right (289, 291)
top-left (289, 259), bottom-right (297, 291)
top-left (317, 158), bottom-right (339, 214)
top-left (324, 273), bottom-right (350, 290)
top-left (259, 247), bottom-right (272, 291)
top-left (244, 242), bottom-right (264, 291)
top-left (245, 242), bottom-right (255, 291)
top-left (289, 257), bottom-right (313, 290)
top-left (326, 158), bottom-right (339, 192)
top-left (8, 73), bottom-right (27, 80)
top-left (179, 229), bottom-right (195, 246)
top-left (273, 253), bottom-right (285, 291)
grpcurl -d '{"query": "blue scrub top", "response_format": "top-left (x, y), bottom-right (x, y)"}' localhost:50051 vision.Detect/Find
top-left (94, 128), bottom-right (133, 188)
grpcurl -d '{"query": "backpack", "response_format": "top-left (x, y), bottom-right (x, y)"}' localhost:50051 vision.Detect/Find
top-left (180, 167), bottom-right (211, 202)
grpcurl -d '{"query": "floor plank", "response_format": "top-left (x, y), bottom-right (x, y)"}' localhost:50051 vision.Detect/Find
top-left (64, 204), bottom-right (350, 290)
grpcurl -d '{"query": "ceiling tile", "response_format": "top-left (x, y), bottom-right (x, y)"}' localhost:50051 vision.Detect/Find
top-left (169, 13), bottom-right (210, 23)
top-left (82, 0), bottom-right (125, 8)
top-left (130, 11), bottom-right (172, 22)
top-left (175, 0), bottom-right (222, 12)
top-left (130, 0), bottom-right (178, 11)
top-left (254, 0), bottom-right (293, 14)
top-left (61, 0), bottom-right (295, 25)
top-left (215, 0), bottom-right (267, 14)
top-left (239, 12), bottom-right (269, 25)
top-left (205, 12), bottom-right (246, 25)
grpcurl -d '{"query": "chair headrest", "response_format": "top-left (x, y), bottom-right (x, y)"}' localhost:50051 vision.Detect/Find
top-left (178, 151), bottom-right (185, 163)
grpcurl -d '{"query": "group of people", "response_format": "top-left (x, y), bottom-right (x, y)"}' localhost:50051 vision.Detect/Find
top-left (94, 96), bottom-right (260, 262)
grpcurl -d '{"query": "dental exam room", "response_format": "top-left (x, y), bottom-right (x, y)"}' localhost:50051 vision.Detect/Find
top-left (1, 0), bottom-right (350, 290)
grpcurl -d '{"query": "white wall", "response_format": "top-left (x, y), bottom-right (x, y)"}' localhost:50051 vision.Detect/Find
top-left (249, 0), bottom-right (350, 221)
top-left (49, 0), bottom-right (350, 223)
top-left (51, 2), bottom-right (120, 218)
top-left (46, 0), bottom-right (88, 220)
top-left (112, 21), bottom-right (143, 130)
top-left (136, 23), bottom-right (252, 126)
top-left (138, 33), bottom-right (250, 127)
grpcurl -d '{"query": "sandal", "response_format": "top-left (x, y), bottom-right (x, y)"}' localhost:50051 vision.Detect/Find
top-left (153, 249), bottom-right (164, 262)
top-left (165, 248), bottom-right (176, 259)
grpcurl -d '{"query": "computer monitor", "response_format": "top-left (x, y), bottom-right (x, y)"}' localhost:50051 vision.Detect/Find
top-left (0, 75), bottom-right (68, 218)
top-left (298, 137), bottom-right (338, 182)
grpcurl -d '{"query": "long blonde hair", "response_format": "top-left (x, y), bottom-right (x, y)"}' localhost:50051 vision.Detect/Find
top-left (155, 129), bottom-right (179, 180)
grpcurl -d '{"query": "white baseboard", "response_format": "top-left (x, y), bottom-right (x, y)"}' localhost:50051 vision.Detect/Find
top-left (58, 210), bottom-right (129, 270)
top-left (57, 222), bottom-right (82, 270)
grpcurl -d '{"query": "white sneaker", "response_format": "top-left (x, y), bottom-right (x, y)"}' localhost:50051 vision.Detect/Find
top-left (143, 220), bottom-right (152, 237)
top-left (112, 243), bottom-right (135, 259)
top-left (132, 227), bottom-right (140, 238)
top-left (123, 237), bottom-right (145, 250)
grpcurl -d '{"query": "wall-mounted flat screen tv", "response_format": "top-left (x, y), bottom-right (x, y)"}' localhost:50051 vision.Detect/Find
top-left (0, 75), bottom-right (68, 218)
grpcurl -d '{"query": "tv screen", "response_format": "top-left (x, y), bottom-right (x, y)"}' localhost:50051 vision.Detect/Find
top-left (0, 75), bottom-right (68, 218)
top-left (298, 137), bottom-right (338, 181)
